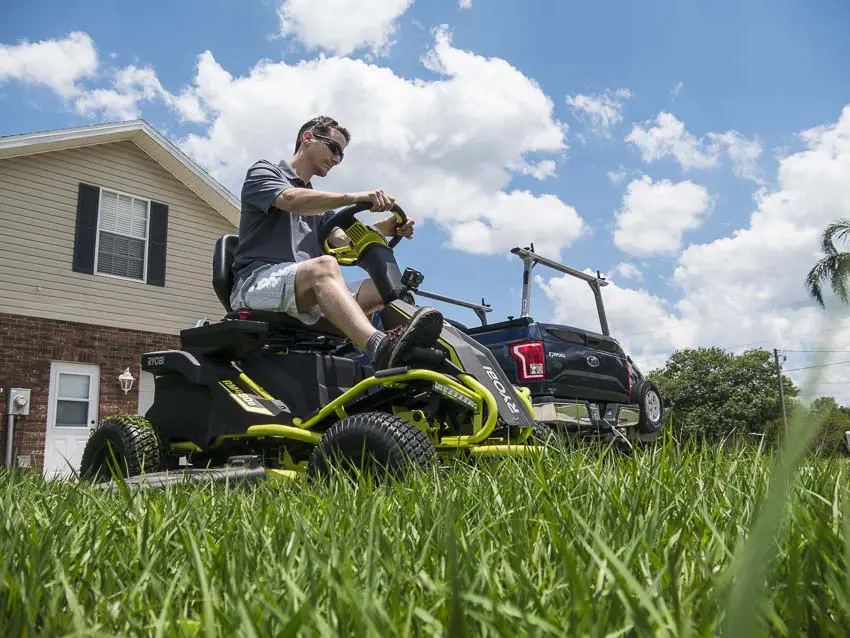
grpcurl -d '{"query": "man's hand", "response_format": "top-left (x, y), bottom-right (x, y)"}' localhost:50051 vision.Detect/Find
top-left (374, 215), bottom-right (415, 239)
top-left (327, 227), bottom-right (351, 248)
top-left (348, 189), bottom-right (396, 212)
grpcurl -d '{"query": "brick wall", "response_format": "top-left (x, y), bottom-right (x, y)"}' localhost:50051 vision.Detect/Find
top-left (0, 313), bottom-right (179, 471)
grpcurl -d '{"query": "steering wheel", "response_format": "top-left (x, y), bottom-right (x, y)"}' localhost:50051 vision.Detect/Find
top-left (317, 201), bottom-right (407, 266)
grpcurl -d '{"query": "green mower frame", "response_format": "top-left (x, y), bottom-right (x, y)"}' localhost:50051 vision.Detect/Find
top-left (79, 203), bottom-right (545, 485)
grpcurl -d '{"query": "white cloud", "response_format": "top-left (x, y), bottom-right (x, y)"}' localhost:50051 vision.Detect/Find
top-left (536, 271), bottom-right (691, 360)
top-left (625, 112), bottom-right (764, 183)
top-left (74, 61), bottom-right (210, 123)
top-left (277, 0), bottom-right (415, 57)
top-left (615, 262), bottom-right (642, 280)
top-left (566, 88), bottom-right (631, 139)
top-left (708, 130), bottom-right (764, 183)
top-left (459, 0), bottom-right (472, 8)
top-left (449, 190), bottom-right (585, 256)
top-left (75, 65), bottom-right (168, 120)
top-left (608, 166), bottom-right (627, 184)
top-left (625, 112), bottom-right (719, 170)
top-left (613, 175), bottom-right (712, 257)
top-left (510, 159), bottom-right (557, 180)
top-left (177, 27), bottom-right (582, 257)
top-left (541, 105), bottom-right (850, 402)
top-left (0, 31), bottom-right (206, 124)
top-left (671, 81), bottom-right (683, 98)
top-left (172, 91), bottom-right (207, 123)
top-left (0, 32), bottom-right (97, 98)
top-left (670, 106), bottom-right (850, 330)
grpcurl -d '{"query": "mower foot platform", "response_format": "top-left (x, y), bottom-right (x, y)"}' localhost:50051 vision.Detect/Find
top-left (95, 455), bottom-right (297, 492)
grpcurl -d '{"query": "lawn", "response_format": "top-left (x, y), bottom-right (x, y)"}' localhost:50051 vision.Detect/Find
top-left (2, 436), bottom-right (849, 636)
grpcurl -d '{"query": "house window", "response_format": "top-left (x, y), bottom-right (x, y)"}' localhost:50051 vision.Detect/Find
top-left (73, 182), bottom-right (168, 287)
top-left (95, 189), bottom-right (149, 282)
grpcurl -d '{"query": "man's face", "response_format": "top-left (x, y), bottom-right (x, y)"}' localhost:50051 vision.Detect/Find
top-left (304, 128), bottom-right (348, 177)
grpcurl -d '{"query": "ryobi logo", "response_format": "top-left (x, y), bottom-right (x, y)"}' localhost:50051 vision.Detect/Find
top-left (482, 365), bottom-right (520, 414)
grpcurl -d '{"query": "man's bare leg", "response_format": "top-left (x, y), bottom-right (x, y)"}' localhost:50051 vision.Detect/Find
top-left (354, 279), bottom-right (385, 316)
top-left (294, 256), bottom-right (376, 349)
top-left (293, 256), bottom-right (442, 370)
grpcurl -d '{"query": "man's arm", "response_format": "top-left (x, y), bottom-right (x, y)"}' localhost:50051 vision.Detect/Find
top-left (274, 187), bottom-right (355, 215)
top-left (277, 188), bottom-right (397, 215)
top-left (242, 160), bottom-right (396, 216)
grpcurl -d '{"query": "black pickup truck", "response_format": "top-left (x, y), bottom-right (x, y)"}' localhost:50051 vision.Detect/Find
top-left (413, 246), bottom-right (665, 450)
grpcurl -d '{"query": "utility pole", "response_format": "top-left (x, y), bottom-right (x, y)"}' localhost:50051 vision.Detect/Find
top-left (774, 348), bottom-right (789, 439)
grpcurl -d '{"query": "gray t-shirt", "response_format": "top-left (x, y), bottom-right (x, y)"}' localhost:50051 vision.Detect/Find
top-left (231, 159), bottom-right (336, 285)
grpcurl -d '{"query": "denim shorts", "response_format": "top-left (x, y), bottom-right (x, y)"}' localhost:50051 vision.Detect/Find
top-left (230, 261), bottom-right (365, 325)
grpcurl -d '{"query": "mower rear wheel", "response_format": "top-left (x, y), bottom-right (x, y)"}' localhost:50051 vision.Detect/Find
top-left (308, 411), bottom-right (436, 482)
top-left (79, 414), bottom-right (162, 481)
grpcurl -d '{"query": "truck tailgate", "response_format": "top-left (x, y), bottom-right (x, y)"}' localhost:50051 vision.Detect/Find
top-left (539, 323), bottom-right (630, 403)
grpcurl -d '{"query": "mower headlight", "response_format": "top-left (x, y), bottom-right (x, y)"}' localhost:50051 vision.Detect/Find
top-left (432, 382), bottom-right (478, 411)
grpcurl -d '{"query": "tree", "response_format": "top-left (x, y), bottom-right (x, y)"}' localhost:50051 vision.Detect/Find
top-left (806, 218), bottom-right (850, 307)
top-left (647, 347), bottom-right (798, 441)
top-left (802, 396), bottom-right (850, 456)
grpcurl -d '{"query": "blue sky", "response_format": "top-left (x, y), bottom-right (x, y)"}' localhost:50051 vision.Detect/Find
top-left (2, 0), bottom-right (850, 394)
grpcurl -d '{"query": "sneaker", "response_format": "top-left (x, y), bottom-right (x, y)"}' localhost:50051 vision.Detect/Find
top-left (374, 307), bottom-right (444, 370)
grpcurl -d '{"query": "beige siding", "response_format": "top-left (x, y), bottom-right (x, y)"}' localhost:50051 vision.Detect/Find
top-left (0, 141), bottom-right (237, 334)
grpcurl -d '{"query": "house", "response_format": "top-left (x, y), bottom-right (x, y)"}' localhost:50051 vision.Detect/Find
top-left (0, 120), bottom-right (239, 477)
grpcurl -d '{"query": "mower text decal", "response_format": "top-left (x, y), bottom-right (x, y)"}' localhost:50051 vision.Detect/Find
top-left (146, 355), bottom-right (165, 366)
top-left (481, 366), bottom-right (520, 415)
top-left (219, 380), bottom-right (273, 416)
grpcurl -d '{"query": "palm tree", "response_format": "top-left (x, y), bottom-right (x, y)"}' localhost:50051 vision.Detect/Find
top-left (806, 218), bottom-right (850, 307)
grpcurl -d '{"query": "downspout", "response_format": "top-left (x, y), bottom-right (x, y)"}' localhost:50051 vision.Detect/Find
top-left (4, 414), bottom-right (13, 467)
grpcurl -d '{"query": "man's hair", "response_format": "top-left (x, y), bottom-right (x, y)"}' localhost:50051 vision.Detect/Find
top-left (294, 115), bottom-right (350, 153)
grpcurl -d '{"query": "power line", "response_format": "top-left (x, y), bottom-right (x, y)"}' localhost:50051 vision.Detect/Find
top-left (779, 349), bottom-right (850, 354)
top-left (687, 322), bottom-right (850, 352)
top-left (784, 360), bottom-right (850, 373)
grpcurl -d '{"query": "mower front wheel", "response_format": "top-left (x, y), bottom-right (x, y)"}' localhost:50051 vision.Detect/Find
top-left (79, 414), bottom-right (162, 482)
top-left (308, 411), bottom-right (436, 482)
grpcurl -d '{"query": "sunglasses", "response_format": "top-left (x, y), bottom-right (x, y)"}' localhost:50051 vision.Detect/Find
top-left (311, 132), bottom-right (344, 161)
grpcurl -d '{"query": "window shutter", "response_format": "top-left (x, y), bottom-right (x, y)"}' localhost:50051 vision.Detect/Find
top-left (72, 183), bottom-right (100, 274)
top-left (146, 201), bottom-right (168, 287)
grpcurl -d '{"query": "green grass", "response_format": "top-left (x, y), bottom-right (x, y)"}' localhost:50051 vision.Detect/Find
top-left (2, 435), bottom-right (850, 637)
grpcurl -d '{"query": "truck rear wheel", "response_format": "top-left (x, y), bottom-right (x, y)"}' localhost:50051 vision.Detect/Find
top-left (635, 380), bottom-right (664, 435)
top-left (529, 422), bottom-right (562, 447)
top-left (308, 411), bottom-right (436, 482)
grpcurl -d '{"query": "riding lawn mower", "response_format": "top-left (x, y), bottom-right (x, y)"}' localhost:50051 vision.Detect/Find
top-left (79, 203), bottom-right (546, 487)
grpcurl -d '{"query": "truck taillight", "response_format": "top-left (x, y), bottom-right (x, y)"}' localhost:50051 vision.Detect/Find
top-left (509, 341), bottom-right (546, 381)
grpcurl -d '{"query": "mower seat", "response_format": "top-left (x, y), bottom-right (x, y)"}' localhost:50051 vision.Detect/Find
top-left (211, 234), bottom-right (349, 341)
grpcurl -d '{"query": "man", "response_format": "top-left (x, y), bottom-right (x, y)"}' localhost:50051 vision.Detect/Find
top-left (230, 115), bottom-right (444, 370)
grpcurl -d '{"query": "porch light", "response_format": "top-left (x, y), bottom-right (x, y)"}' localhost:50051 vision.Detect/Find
top-left (119, 367), bottom-right (136, 394)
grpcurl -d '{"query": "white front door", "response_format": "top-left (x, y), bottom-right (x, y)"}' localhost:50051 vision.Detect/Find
top-left (43, 362), bottom-right (100, 478)
top-left (138, 370), bottom-right (155, 416)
